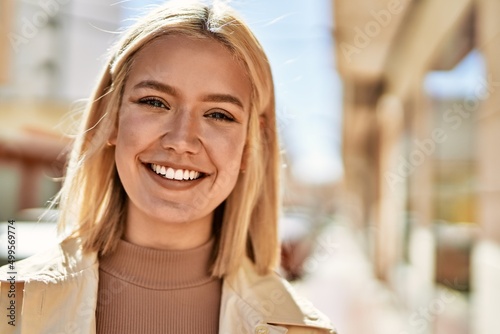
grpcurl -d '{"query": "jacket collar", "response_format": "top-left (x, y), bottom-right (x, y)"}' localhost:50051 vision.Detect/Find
top-left (12, 237), bottom-right (97, 282)
top-left (2, 238), bottom-right (334, 334)
top-left (220, 257), bottom-right (334, 333)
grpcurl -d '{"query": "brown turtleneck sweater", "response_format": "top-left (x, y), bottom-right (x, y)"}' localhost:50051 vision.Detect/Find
top-left (96, 238), bottom-right (222, 333)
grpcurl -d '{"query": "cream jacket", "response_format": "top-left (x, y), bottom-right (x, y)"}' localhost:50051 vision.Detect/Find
top-left (0, 238), bottom-right (336, 334)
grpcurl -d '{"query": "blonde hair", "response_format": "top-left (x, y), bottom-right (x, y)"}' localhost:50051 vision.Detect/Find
top-left (57, 0), bottom-right (280, 277)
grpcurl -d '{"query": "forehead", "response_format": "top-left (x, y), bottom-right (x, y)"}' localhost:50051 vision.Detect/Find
top-left (125, 34), bottom-right (251, 101)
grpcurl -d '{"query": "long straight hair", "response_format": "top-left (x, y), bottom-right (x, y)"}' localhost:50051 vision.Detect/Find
top-left (56, 0), bottom-right (280, 277)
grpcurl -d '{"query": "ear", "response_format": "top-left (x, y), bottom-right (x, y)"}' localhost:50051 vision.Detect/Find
top-left (240, 139), bottom-right (250, 171)
top-left (107, 122), bottom-right (118, 146)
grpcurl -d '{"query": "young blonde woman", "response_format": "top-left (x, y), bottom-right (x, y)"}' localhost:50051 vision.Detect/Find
top-left (0, 1), bottom-right (336, 333)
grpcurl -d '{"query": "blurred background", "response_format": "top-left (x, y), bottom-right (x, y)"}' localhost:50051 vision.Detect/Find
top-left (1, 0), bottom-right (499, 333)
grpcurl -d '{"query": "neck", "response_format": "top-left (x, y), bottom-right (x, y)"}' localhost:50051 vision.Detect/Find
top-left (124, 205), bottom-right (214, 251)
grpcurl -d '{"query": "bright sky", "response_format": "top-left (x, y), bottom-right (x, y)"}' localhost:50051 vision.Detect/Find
top-left (424, 50), bottom-right (486, 99)
top-left (122, 0), bottom-right (344, 185)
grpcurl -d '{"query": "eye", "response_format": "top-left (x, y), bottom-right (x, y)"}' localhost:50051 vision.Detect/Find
top-left (138, 97), bottom-right (170, 110)
top-left (205, 110), bottom-right (235, 122)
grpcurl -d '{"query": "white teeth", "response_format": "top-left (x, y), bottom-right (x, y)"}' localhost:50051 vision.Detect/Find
top-left (150, 163), bottom-right (202, 181)
top-left (174, 169), bottom-right (183, 180)
top-left (166, 167), bottom-right (175, 179)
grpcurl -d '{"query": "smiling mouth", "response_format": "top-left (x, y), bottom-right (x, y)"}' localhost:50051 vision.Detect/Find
top-left (149, 163), bottom-right (205, 181)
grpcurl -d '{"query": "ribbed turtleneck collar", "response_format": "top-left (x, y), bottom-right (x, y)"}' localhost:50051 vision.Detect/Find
top-left (98, 238), bottom-right (216, 290)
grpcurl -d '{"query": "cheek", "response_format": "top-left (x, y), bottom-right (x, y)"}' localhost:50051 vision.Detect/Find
top-left (117, 111), bottom-right (140, 145)
top-left (116, 108), bottom-right (160, 148)
top-left (209, 130), bottom-right (247, 175)
top-left (209, 142), bottom-right (245, 202)
top-left (113, 109), bottom-right (160, 185)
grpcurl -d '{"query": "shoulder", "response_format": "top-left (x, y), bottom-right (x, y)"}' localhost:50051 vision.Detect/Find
top-left (223, 257), bottom-right (337, 334)
top-left (0, 237), bottom-right (97, 283)
top-left (0, 238), bottom-right (98, 333)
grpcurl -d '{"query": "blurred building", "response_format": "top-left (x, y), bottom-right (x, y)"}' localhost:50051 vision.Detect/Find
top-left (335, 0), bottom-right (500, 333)
top-left (0, 0), bottom-right (121, 221)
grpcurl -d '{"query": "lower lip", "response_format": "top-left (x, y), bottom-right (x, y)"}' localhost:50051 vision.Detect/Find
top-left (143, 164), bottom-right (206, 191)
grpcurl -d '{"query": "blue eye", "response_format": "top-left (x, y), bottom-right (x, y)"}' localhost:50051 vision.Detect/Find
top-left (138, 97), bottom-right (170, 109)
top-left (206, 111), bottom-right (235, 122)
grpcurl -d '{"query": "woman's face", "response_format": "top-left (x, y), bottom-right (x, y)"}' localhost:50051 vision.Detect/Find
top-left (111, 35), bottom-right (251, 229)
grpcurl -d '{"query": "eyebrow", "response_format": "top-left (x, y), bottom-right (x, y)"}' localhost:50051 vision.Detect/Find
top-left (202, 93), bottom-right (244, 109)
top-left (132, 80), bottom-right (245, 110)
top-left (133, 80), bottom-right (178, 96)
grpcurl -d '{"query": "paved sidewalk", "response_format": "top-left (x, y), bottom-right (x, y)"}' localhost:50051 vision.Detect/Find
top-left (291, 223), bottom-right (411, 334)
top-left (291, 222), bottom-right (473, 334)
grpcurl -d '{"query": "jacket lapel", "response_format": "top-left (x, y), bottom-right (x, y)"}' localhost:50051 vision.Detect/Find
top-left (219, 257), bottom-right (334, 334)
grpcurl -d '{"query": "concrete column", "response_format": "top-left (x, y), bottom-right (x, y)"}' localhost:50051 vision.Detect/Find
top-left (374, 93), bottom-right (405, 280)
top-left (406, 90), bottom-right (436, 318)
top-left (340, 79), bottom-right (380, 254)
top-left (472, 0), bottom-right (500, 332)
top-left (476, 0), bottom-right (500, 243)
top-left (408, 90), bottom-right (434, 229)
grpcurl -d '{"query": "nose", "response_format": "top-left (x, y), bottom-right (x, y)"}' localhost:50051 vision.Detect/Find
top-left (160, 109), bottom-right (201, 154)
